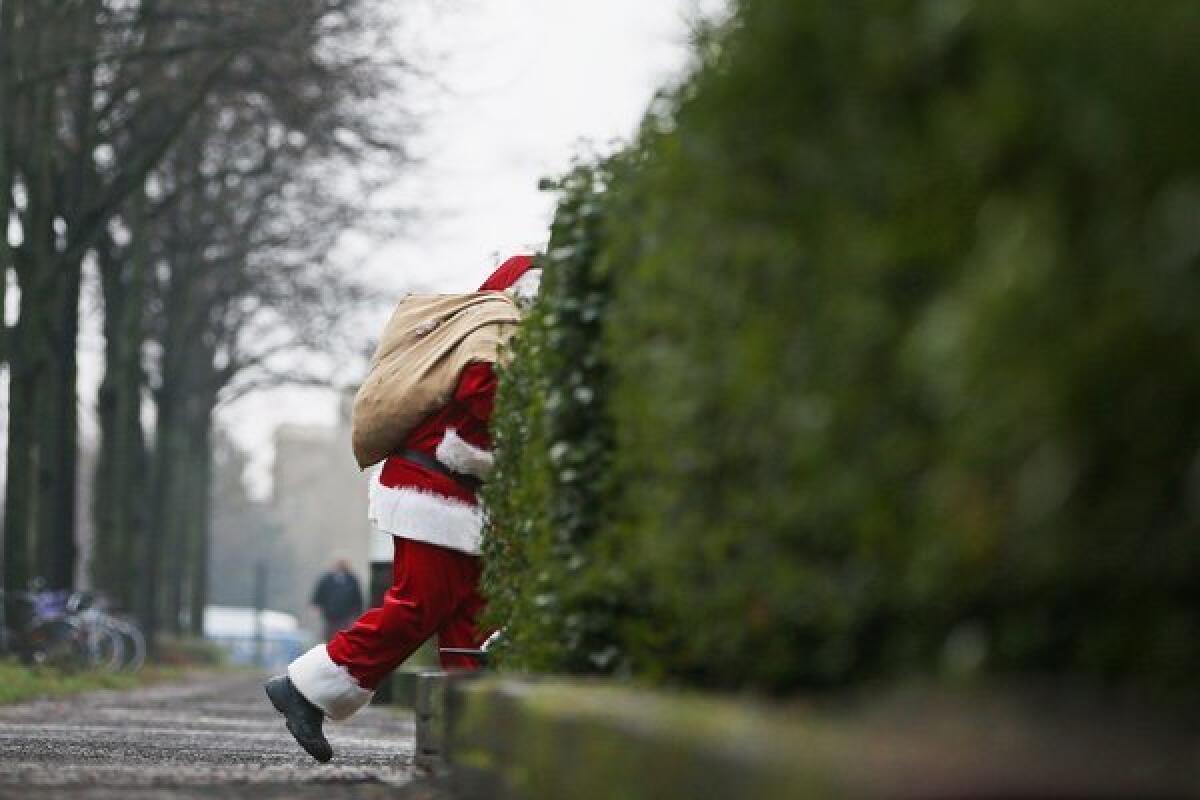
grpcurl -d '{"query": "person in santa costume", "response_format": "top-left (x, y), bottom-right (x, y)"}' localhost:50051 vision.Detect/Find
top-left (265, 254), bottom-right (541, 762)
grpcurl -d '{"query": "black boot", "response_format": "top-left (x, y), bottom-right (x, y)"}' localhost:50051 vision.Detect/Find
top-left (265, 674), bottom-right (334, 763)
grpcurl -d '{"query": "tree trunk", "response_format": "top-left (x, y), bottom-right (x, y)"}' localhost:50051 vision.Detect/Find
top-left (93, 217), bottom-right (149, 612)
top-left (163, 341), bottom-right (218, 635)
top-left (144, 381), bottom-right (174, 651)
top-left (3, 0), bottom-right (41, 600)
top-left (3, 252), bottom-right (52, 603)
top-left (34, 257), bottom-right (82, 589)
top-left (188, 426), bottom-right (213, 637)
top-left (0, 0), bottom-right (15, 367)
top-left (33, 0), bottom-right (101, 591)
top-left (185, 387), bottom-right (216, 636)
top-left (5, 9), bottom-right (55, 594)
top-left (164, 417), bottom-right (187, 634)
top-left (7, 0), bottom-right (98, 593)
top-left (146, 257), bottom-right (190, 647)
top-left (3, 318), bottom-right (37, 598)
top-left (0, 0), bottom-right (17, 616)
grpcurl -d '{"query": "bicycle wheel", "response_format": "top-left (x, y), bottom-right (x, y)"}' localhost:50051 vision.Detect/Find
top-left (77, 611), bottom-right (126, 672)
top-left (26, 617), bottom-right (88, 670)
top-left (110, 617), bottom-right (146, 672)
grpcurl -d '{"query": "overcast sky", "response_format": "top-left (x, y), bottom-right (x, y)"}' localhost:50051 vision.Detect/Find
top-left (217, 0), bottom-right (726, 496)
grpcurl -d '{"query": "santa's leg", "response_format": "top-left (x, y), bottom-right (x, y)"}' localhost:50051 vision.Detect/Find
top-left (268, 537), bottom-right (469, 760)
top-left (436, 568), bottom-right (488, 670)
top-left (294, 537), bottom-right (467, 716)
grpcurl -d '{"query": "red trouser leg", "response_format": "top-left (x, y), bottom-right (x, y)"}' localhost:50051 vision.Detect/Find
top-left (437, 577), bottom-right (488, 670)
top-left (326, 536), bottom-right (485, 689)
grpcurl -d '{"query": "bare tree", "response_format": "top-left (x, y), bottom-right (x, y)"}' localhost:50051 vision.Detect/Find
top-left (92, 0), bottom-right (408, 643)
top-left (2, 1), bottom-right (411, 651)
top-left (4, 0), bottom-right (241, 601)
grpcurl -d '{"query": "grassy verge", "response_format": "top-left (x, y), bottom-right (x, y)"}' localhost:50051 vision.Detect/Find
top-left (0, 636), bottom-right (235, 705)
top-left (0, 659), bottom-right (200, 705)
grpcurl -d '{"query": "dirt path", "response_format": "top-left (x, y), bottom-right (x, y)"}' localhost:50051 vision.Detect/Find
top-left (0, 670), bottom-right (427, 799)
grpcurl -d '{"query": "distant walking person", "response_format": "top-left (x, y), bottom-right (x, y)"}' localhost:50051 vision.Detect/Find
top-left (310, 560), bottom-right (365, 641)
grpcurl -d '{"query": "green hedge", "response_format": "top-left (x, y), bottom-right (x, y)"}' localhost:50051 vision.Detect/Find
top-left (486, 0), bottom-right (1200, 693)
top-left (482, 160), bottom-right (632, 673)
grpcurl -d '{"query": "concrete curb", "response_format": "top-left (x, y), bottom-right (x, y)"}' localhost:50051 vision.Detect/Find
top-left (413, 670), bottom-right (449, 774)
top-left (414, 674), bottom-right (1199, 799)
top-left (444, 678), bottom-right (816, 799)
top-left (385, 665), bottom-right (425, 710)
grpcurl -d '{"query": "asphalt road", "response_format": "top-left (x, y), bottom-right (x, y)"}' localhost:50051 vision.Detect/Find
top-left (0, 670), bottom-right (435, 799)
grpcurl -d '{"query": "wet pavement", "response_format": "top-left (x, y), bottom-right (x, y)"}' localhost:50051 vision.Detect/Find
top-left (0, 671), bottom-right (429, 799)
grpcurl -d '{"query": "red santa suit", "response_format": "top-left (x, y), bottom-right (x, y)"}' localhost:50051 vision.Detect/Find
top-left (287, 255), bottom-right (536, 721)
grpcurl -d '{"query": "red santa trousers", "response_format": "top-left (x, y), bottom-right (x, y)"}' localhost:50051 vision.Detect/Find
top-left (287, 536), bottom-right (486, 720)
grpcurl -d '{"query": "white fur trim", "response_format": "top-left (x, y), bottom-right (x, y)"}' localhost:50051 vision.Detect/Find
top-left (368, 477), bottom-right (484, 555)
top-left (435, 428), bottom-right (494, 479)
top-left (287, 644), bottom-right (374, 721)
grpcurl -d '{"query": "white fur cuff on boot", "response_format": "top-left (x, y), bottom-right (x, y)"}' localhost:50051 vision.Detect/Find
top-left (287, 644), bottom-right (374, 721)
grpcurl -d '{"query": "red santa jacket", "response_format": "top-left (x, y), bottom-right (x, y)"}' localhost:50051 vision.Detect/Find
top-left (367, 255), bottom-right (535, 554)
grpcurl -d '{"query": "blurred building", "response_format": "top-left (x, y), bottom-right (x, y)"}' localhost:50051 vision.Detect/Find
top-left (271, 402), bottom-right (374, 636)
top-left (209, 433), bottom-right (293, 621)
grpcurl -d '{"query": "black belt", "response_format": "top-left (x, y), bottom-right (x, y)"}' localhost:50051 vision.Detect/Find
top-left (401, 449), bottom-right (483, 494)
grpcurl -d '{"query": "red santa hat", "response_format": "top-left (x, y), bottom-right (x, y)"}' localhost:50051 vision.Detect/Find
top-left (478, 254), bottom-right (535, 291)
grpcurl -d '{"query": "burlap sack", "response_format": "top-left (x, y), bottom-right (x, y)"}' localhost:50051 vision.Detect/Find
top-left (351, 292), bottom-right (520, 469)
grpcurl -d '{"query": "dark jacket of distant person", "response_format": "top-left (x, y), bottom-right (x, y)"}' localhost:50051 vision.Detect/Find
top-left (311, 563), bottom-right (364, 624)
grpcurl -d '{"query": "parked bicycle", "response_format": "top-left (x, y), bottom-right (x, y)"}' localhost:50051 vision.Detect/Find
top-left (0, 585), bottom-right (145, 672)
